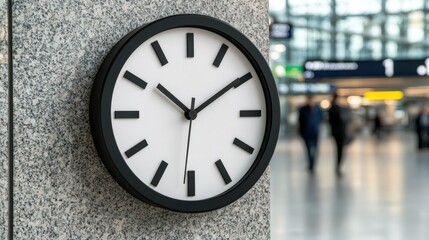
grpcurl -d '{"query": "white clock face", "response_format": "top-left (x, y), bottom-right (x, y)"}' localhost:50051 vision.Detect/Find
top-left (110, 27), bottom-right (267, 201)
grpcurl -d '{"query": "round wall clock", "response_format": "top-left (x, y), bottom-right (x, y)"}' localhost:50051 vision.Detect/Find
top-left (90, 14), bottom-right (279, 213)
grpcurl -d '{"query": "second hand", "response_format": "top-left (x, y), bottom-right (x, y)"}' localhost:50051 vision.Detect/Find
top-left (183, 97), bottom-right (196, 184)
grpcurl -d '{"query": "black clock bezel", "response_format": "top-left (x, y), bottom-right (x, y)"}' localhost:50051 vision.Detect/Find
top-left (90, 14), bottom-right (280, 213)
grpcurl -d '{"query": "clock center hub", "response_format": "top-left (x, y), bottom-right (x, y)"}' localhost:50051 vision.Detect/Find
top-left (185, 110), bottom-right (198, 120)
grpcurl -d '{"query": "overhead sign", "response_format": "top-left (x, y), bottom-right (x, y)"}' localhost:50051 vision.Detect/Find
top-left (364, 91), bottom-right (404, 100)
top-left (285, 65), bottom-right (303, 79)
top-left (269, 23), bottom-right (293, 39)
top-left (279, 82), bottom-right (335, 95)
top-left (303, 58), bottom-right (429, 79)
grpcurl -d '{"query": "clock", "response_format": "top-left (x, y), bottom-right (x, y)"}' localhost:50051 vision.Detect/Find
top-left (90, 14), bottom-right (279, 213)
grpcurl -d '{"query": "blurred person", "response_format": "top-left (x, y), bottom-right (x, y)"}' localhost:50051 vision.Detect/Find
top-left (328, 93), bottom-right (349, 176)
top-left (298, 94), bottom-right (323, 173)
top-left (373, 111), bottom-right (383, 140)
top-left (415, 106), bottom-right (429, 150)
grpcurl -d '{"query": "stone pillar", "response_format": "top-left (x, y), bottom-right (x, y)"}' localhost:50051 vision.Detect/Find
top-left (10, 0), bottom-right (270, 238)
top-left (1, 0), bottom-right (9, 238)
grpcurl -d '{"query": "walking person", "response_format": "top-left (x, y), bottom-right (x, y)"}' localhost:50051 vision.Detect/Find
top-left (298, 95), bottom-right (323, 174)
top-left (373, 111), bottom-right (383, 140)
top-left (416, 106), bottom-right (429, 150)
top-left (328, 93), bottom-right (349, 176)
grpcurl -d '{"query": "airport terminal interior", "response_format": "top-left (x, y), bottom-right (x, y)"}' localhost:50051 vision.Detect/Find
top-left (269, 0), bottom-right (429, 239)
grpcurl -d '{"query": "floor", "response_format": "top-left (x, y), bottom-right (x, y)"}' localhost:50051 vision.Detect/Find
top-left (271, 131), bottom-right (429, 240)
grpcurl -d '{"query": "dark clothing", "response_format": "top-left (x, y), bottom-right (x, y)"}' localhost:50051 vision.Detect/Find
top-left (333, 134), bottom-right (345, 171)
top-left (303, 137), bottom-right (318, 171)
top-left (374, 115), bottom-right (382, 129)
top-left (328, 103), bottom-right (348, 173)
top-left (328, 104), bottom-right (347, 138)
top-left (416, 114), bottom-right (429, 149)
top-left (374, 115), bottom-right (382, 139)
top-left (298, 105), bottom-right (323, 171)
top-left (298, 105), bottom-right (324, 138)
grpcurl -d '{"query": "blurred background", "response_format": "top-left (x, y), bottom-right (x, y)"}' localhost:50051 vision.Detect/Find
top-left (268, 0), bottom-right (429, 239)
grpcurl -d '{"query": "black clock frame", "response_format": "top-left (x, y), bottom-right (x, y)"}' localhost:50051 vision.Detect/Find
top-left (90, 14), bottom-right (280, 213)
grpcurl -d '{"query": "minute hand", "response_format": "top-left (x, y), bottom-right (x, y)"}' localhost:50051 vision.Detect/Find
top-left (195, 72), bottom-right (252, 113)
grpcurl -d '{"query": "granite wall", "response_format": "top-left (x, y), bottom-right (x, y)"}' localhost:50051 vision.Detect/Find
top-left (1, 0), bottom-right (9, 238)
top-left (9, 0), bottom-right (270, 239)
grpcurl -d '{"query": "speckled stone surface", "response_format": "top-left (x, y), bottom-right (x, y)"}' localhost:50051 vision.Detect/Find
top-left (12, 0), bottom-right (270, 238)
top-left (0, 0), bottom-right (9, 238)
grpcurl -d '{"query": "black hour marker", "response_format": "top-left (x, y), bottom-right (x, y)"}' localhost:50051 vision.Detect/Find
top-left (213, 44), bottom-right (229, 67)
top-left (151, 161), bottom-right (168, 187)
top-left (233, 138), bottom-right (254, 154)
top-left (123, 71), bottom-right (147, 89)
top-left (114, 111), bottom-right (139, 119)
top-left (187, 33), bottom-right (194, 58)
top-left (187, 171), bottom-right (195, 197)
top-left (240, 110), bottom-right (261, 117)
top-left (125, 139), bottom-right (148, 158)
top-left (151, 40), bottom-right (168, 66)
top-left (215, 160), bottom-right (232, 184)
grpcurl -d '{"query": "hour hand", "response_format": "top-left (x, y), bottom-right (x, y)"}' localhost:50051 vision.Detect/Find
top-left (156, 84), bottom-right (189, 113)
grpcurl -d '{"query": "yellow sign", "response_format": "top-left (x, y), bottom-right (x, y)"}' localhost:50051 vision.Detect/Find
top-left (364, 91), bottom-right (404, 100)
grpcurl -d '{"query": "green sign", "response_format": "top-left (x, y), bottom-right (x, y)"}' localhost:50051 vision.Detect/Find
top-left (285, 65), bottom-right (303, 79)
